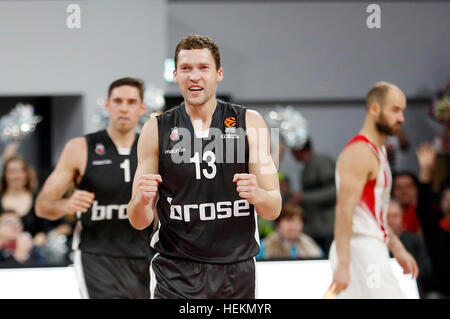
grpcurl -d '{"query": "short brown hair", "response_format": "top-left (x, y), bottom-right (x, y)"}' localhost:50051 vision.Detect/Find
top-left (277, 204), bottom-right (305, 224)
top-left (174, 34), bottom-right (221, 70)
top-left (366, 81), bottom-right (398, 110)
top-left (107, 77), bottom-right (145, 101)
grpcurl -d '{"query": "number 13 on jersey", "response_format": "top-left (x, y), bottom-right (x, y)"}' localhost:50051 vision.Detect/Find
top-left (190, 151), bottom-right (217, 180)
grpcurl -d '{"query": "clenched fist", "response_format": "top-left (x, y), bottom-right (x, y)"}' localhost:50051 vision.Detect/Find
top-left (68, 190), bottom-right (95, 214)
top-left (137, 174), bottom-right (163, 206)
top-left (233, 173), bottom-right (260, 204)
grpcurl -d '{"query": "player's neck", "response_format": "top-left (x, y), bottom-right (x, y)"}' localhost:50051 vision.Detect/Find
top-left (106, 126), bottom-right (136, 148)
top-left (360, 119), bottom-right (387, 148)
top-left (184, 98), bottom-right (217, 129)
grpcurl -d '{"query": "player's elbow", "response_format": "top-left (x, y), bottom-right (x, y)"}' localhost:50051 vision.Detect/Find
top-left (34, 195), bottom-right (62, 221)
top-left (265, 211), bottom-right (280, 221)
top-left (267, 202), bottom-right (282, 221)
top-left (34, 199), bottom-right (50, 220)
top-left (258, 195), bottom-right (282, 221)
top-left (34, 204), bottom-right (43, 218)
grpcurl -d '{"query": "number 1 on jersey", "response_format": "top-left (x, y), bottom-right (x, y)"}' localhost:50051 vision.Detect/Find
top-left (120, 159), bottom-right (131, 183)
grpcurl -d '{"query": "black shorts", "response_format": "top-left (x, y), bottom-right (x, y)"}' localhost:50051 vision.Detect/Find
top-left (150, 253), bottom-right (256, 299)
top-left (74, 251), bottom-right (150, 299)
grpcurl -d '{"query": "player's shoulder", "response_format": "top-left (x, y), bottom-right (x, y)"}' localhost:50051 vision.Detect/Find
top-left (243, 108), bottom-right (266, 129)
top-left (56, 136), bottom-right (87, 169)
top-left (221, 100), bottom-right (247, 112)
top-left (338, 140), bottom-right (378, 175)
top-left (83, 129), bottom-right (106, 140)
top-left (64, 136), bottom-right (87, 152)
top-left (157, 104), bottom-right (182, 121)
top-left (341, 138), bottom-right (377, 158)
top-left (140, 116), bottom-right (158, 137)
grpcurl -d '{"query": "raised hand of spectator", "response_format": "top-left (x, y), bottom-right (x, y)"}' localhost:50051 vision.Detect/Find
top-left (416, 143), bottom-right (436, 183)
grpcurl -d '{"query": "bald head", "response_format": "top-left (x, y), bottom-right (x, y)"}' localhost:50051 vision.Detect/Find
top-left (365, 81), bottom-right (406, 136)
top-left (366, 81), bottom-right (404, 110)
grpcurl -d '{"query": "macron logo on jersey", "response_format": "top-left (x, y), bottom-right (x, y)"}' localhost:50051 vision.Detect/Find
top-left (167, 197), bottom-right (251, 222)
top-left (92, 159), bottom-right (112, 166)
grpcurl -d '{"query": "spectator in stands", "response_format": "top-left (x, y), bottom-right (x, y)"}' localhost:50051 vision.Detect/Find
top-left (258, 173), bottom-right (297, 241)
top-left (257, 204), bottom-right (323, 260)
top-left (416, 143), bottom-right (450, 298)
top-left (279, 173), bottom-right (293, 205)
top-left (385, 127), bottom-right (410, 175)
top-left (0, 155), bottom-right (46, 243)
top-left (387, 199), bottom-right (433, 297)
top-left (288, 138), bottom-right (336, 255)
top-left (0, 156), bottom-right (73, 255)
top-left (0, 209), bottom-right (46, 267)
top-left (392, 171), bottom-right (422, 235)
top-left (430, 78), bottom-right (450, 193)
top-left (1, 143), bottom-right (19, 167)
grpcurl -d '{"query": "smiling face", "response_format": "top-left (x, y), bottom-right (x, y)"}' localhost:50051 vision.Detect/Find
top-left (173, 48), bottom-right (223, 108)
top-left (105, 85), bottom-right (145, 133)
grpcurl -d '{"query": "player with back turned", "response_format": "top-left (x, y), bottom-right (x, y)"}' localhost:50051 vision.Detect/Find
top-left (35, 78), bottom-right (153, 299)
top-left (127, 34), bottom-right (282, 299)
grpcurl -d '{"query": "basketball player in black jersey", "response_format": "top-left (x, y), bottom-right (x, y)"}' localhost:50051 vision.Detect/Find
top-left (128, 35), bottom-right (282, 298)
top-left (35, 78), bottom-right (153, 299)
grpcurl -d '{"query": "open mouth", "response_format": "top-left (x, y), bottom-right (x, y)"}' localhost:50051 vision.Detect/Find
top-left (189, 86), bottom-right (203, 92)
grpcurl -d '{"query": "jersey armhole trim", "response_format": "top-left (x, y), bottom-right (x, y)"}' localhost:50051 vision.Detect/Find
top-left (76, 135), bottom-right (91, 187)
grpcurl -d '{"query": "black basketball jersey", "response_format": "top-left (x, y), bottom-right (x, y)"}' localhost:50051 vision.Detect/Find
top-left (74, 130), bottom-right (152, 258)
top-left (153, 100), bottom-right (260, 264)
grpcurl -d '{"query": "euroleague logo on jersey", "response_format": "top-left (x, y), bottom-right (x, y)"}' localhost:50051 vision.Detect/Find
top-left (170, 127), bottom-right (179, 141)
top-left (224, 116), bottom-right (236, 127)
top-left (95, 143), bottom-right (105, 155)
top-left (223, 116), bottom-right (238, 137)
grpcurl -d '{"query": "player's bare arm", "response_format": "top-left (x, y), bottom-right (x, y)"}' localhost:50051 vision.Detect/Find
top-left (128, 117), bottom-right (160, 230)
top-left (332, 142), bottom-right (378, 294)
top-left (387, 225), bottom-right (419, 279)
top-left (35, 137), bottom-right (95, 221)
top-left (233, 109), bottom-right (281, 221)
top-left (385, 143), bottom-right (435, 279)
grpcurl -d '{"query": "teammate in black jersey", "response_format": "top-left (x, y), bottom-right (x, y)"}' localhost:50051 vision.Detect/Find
top-left (35, 78), bottom-right (153, 299)
top-left (128, 35), bottom-right (282, 298)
